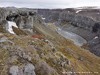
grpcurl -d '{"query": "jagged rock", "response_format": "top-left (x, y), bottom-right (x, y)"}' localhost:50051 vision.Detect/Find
top-left (15, 15), bottom-right (34, 29)
top-left (24, 63), bottom-right (36, 75)
top-left (9, 63), bottom-right (36, 75)
top-left (9, 65), bottom-right (19, 75)
top-left (0, 7), bottom-right (42, 34)
top-left (36, 61), bottom-right (58, 75)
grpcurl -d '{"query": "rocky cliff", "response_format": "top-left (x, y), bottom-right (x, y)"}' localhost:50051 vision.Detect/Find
top-left (37, 9), bottom-right (62, 23)
top-left (58, 8), bottom-right (100, 56)
top-left (0, 7), bottom-right (44, 34)
top-left (37, 8), bottom-right (100, 56)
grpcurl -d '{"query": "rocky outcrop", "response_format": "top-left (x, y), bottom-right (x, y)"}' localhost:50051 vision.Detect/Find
top-left (59, 12), bottom-right (95, 30)
top-left (0, 7), bottom-right (44, 34)
top-left (38, 9), bottom-right (62, 23)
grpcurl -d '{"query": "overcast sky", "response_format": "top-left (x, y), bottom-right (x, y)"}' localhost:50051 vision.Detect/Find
top-left (0, 0), bottom-right (100, 8)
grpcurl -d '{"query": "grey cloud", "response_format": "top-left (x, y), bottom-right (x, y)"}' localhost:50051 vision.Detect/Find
top-left (0, 0), bottom-right (100, 8)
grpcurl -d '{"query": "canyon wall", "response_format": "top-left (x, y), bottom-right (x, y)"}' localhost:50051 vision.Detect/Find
top-left (37, 8), bottom-right (100, 56)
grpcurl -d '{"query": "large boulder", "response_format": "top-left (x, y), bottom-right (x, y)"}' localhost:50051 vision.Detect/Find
top-left (9, 66), bottom-right (19, 75)
top-left (24, 63), bottom-right (36, 75)
top-left (35, 61), bottom-right (58, 75)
